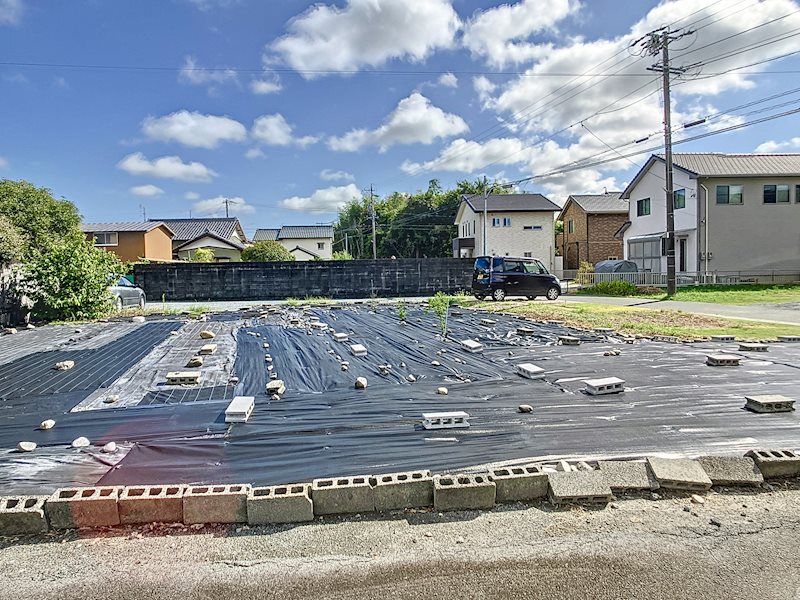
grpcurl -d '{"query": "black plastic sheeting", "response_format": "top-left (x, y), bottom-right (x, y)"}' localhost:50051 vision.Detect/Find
top-left (2, 305), bottom-right (800, 493)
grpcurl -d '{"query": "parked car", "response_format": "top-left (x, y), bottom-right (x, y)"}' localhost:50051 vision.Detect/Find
top-left (472, 256), bottom-right (561, 301)
top-left (109, 276), bottom-right (146, 311)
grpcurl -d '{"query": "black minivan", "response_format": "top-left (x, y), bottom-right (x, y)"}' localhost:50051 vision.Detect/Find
top-left (472, 256), bottom-right (561, 301)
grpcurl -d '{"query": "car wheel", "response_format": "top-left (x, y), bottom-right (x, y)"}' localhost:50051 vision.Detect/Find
top-left (114, 296), bottom-right (123, 312)
top-left (546, 286), bottom-right (560, 301)
top-left (138, 295), bottom-right (146, 310)
top-left (492, 287), bottom-right (506, 302)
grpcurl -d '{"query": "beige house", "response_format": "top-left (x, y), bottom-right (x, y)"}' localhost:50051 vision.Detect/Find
top-left (153, 218), bottom-right (247, 262)
top-left (252, 225), bottom-right (334, 261)
top-left (453, 194), bottom-right (560, 270)
top-left (620, 153), bottom-right (800, 273)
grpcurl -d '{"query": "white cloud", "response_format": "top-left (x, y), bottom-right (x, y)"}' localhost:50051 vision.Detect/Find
top-left (320, 169), bottom-right (355, 182)
top-left (0, 156), bottom-right (8, 169)
top-left (250, 77), bottom-right (282, 95)
top-left (755, 137), bottom-right (800, 153)
top-left (463, 0), bottom-right (577, 67)
top-left (328, 92), bottom-right (468, 152)
top-left (192, 195), bottom-right (255, 216)
top-left (472, 75), bottom-right (497, 108)
top-left (142, 110), bottom-right (247, 149)
top-left (117, 152), bottom-right (217, 182)
top-left (130, 184), bottom-right (164, 197)
top-left (269, 0), bottom-right (460, 77)
top-left (52, 76), bottom-right (68, 89)
top-left (251, 114), bottom-right (318, 148)
top-left (185, 191), bottom-right (200, 200)
top-left (438, 72), bottom-right (458, 88)
top-left (0, 0), bottom-right (23, 26)
top-left (178, 55), bottom-right (237, 88)
top-left (244, 147), bottom-right (266, 159)
top-left (401, 137), bottom-right (533, 174)
top-left (280, 184), bottom-right (360, 213)
top-left (185, 0), bottom-right (239, 10)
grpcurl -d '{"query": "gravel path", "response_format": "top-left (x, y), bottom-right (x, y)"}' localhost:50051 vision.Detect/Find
top-left (2, 486), bottom-right (799, 599)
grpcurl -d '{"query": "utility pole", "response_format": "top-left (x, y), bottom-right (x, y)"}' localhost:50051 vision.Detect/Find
top-left (224, 198), bottom-right (230, 218)
top-left (369, 184), bottom-right (377, 260)
top-left (140, 204), bottom-right (146, 221)
top-left (482, 175), bottom-right (488, 256)
top-left (644, 28), bottom-right (691, 296)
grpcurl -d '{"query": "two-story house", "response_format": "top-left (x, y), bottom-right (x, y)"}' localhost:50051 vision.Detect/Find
top-left (82, 221), bottom-right (175, 262)
top-left (556, 192), bottom-right (628, 269)
top-left (252, 225), bottom-right (334, 261)
top-left (619, 153), bottom-right (800, 274)
top-left (453, 193), bottom-right (560, 269)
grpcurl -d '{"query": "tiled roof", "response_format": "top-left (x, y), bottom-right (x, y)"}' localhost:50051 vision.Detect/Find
top-left (668, 153), bottom-right (800, 176)
top-left (464, 193), bottom-right (560, 213)
top-left (174, 231), bottom-right (245, 251)
top-left (252, 226), bottom-right (334, 241)
top-left (81, 221), bottom-right (174, 236)
top-left (152, 218), bottom-right (240, 242)
top-left (568, 192), bottom-right (627, 213)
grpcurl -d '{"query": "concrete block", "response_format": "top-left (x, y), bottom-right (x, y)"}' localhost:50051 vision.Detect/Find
top-left (118, 485), bottom-right (185, 524)
top-left (46, 486), bottom-right (121, 529)
top-left (248, 483), bottom-right (313, 524)
top-left (433, 473), bottom-right (496, 511)
top-left (516, 327), bottom-right (536, 336)
top-left (183, 484), bottom-right (250, 524)
top-left (744, 394), bottom-right (795, 413)
top-left (371, 470), bottom-right (433, 511)
top-left (594, 328), bottom-right (614, 334)
top-left (646, 458), bottom-right (712, 492)
top-left (706, 354), bottom-right (740, 366)
top-left (652, 335), bottom-right (679, 343)
top-left (166, 371), bottom-right (201, 385)
top-left (199, 343), bottom-right (217, 355)
top-left (460, 339), bottom-right (483, 353)
top-left (421, 411), bottom-right (470, 429)
top-left (333, 332), bottom-right (349, 343)
top-left (745, 449), bottom-right (800, 478)
top-left (349, 343), bottom-right (367, 357)
top-left (516, 363), bottom-right (545, 380)
top-left (0, 496), bottom-right (49, 534)
top-left (778, 335), bottom-right (800, 342)
top-left (739, 342), bottom-right (768, 352)
top-left (558, 335), bottom-right (580, 346)
top-left (597, 461), bottom-right (659, 491)
top-left (697, 456), bottom-right (763, 487)
top-left (311, 476), bottom-right (374, 515)
top-left (710, 335), bottom-right (735, 342)
top-left (584, 377), bottom-right (625, 395)
top-left (266, 379), bottom-right (286, 395)
top-left (547, 471), bottom-right (612, 505)
top-left (489, 465), bottom-right (548, 502)
top-left (225, 396), bottom-right (255, 423)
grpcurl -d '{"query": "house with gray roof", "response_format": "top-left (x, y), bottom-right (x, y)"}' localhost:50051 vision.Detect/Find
top-left (150, 217), bottom-right (247, 261)
top-left (619, 153), bottom-right (800, 275)
top-left (555, 192), bottom-right (628, 269)
top-left (453, 193), bottom-right (560, 269)
top-left (252, 225), bottom-right (334, 261)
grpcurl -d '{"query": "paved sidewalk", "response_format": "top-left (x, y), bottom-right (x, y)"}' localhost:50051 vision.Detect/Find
top-left (563, 295), bottom-right (800, 325)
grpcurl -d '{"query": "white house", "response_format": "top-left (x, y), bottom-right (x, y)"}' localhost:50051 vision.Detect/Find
top-left (252, 225), bottom-right (334, 261)
top-left (154, 218), bottom-right (248, 262)
top-left (619, 153), bottom-right (800, 274)
top-left (453, 193), bottom-right (560, 270)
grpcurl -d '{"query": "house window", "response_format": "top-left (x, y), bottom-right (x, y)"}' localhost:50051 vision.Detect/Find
top-left (317, 242), bottom-right (325, 250)
top-left (523, 225), bottom-right (544, 231)
top-left (492, 217), bottom-right (501, 227)
top-left (473, 220), bottom-right (476, 234)
top-left (763, 184), bottom-right (790, 204)
top-left (797, 185), bottom-right (800, 203)
top-left (567, 219), bottom-right (574, 233)
top-left (636, 198), bottom-right (651, 216)
top-left (523, 252), bottom-right (532, 257)
top-left (93, 232), bottom-right (118, 246)
top-left (716, 184), bottom-right (743, 205)
top-left (673, 189), bottom-right (686, 209)
top-left (628, 239), bottom-right (661, 273)
top-left (503, 217), bottom-right (512, 227)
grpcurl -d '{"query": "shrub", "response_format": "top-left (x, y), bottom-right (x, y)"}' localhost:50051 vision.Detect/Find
top-left (580, 280), bottom-right (638, 297)
top-left (241, 240), bottom-right (295, 262)
top-left (21, 237), bottom-right (124, 321)
top-left (331, 250), bottom-right (353, 260)
top-left (397, 299), bottom-right (407, 321)
top-left (0, 215), bottom-right (24, 265)
top-left (575, 261), bottom-right (594, 285)
top-left (190, 248), bottom-right (215, 263)
top-left (425, 291), bottom-right (454, 336)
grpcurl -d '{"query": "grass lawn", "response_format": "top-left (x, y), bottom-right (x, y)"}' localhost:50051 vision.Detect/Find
top-left (463, 298), bottom-right (800, 340)
top-left (579, 283), bottom-right (800, 305)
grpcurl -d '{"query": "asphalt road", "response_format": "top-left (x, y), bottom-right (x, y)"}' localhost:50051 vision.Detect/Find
top-left (2, 486), bottom-right (799, 600)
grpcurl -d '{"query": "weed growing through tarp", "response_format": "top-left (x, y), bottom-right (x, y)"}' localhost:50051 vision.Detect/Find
top-left (426, 292), bottom-right (453, 337)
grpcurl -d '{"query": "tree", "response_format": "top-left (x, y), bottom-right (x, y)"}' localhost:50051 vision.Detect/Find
top-left (241, 240), bottom-right (295, 262)
top-left (0, 215), bottom-right (24, 265)
top-left (331, 250), bottom-right (353, 260)
top-left (190, 248), bottom-right (215, 263)
top-left (0, 180), bottom-right (81, 254)
top-left (21, 237), bottom-right (124, 321)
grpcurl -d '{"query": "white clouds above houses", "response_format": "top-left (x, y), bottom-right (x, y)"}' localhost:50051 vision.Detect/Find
top-left (319, 169), bottom-right (355, 182)
top-left (251, 114), bottom-right (318, 147)
top-left (117, 152), bottom-right (217, 182)
top-left (129, 184), bottom-right (164, 197)
top-left (142, 111), bottom-right (247, 149)
top-left (280, 183), bottom-right (360, 213)
top-left (250, 76), bottom-right (282, 95)
top-left (755, 137), bottom-right (800, 152)
top-left (192, 195), bottom-right (255, 216)
top-left (178, 55), bottom-right (238, 88)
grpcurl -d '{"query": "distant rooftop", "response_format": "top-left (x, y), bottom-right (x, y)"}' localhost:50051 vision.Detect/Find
top-left (666, 153), bottom-right (800, 177)
top-left (463, 193), bottom-right (560, 213)
top-left (151, 218), bottom-right (243, 242)
top-left (567, 192), bottom-right (626, 214)
top-left (81, 221), bottom-right (173, 236)
top-left (253, 225), bottom-right (334, 241)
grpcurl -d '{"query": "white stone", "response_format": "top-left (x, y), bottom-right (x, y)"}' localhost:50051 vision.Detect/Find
top-left (71, 437), bottom-right (91, 448)
top-left (3, 327), bottom-right (17, 335)
top-left (102, 442), bottom-right (118, 454)
top-left (131, 316), bottom-right (146, 323)
top-left (186, 356), bottom-right (204, 368)
top-left (39, 419), bottom-right (56, 430)
top-left (266, 380), bottom-right (286, 395)
top-left (407, 374), bottom-right (417, 382)
top-left (690, 494), bottom-right (705, 505)
top-left (199, 343), bottom-right (217, 355)
top-left (103, 395), bottom-right (119, 404)
top-left (518, 404), bottom-right (533, 413)
top-left (437, 387), bottom-right (449, 395)
top-left (169, 331), bottom-right (179, 336)
top-left (355, 377), bottom-right (368, 389)
top-left (26, 323), bottom-right (35, 330)
top-left (200, 330), bottom-right (216, 339)
top-left (431, 360), bottom-right (441, 367)
top-left (17, 441), bottom-right (36, 452)
top-left (270, 394), bottom-right (281, 401)
top-left (54, 360), bottom-right (75, 371)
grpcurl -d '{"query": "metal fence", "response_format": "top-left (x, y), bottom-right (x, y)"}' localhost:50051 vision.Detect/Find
top-left (560, 270), bottom-right (800, 289)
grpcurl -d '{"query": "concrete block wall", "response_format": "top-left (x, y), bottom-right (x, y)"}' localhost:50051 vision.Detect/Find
top-left (134, 258), bottom-right (474, 301)
top-left (47, 486), bottom-right (122, 529)
top-left (183, 484), bottom-right (250, 524)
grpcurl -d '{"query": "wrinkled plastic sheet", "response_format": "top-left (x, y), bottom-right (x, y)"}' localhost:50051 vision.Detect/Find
top-left (2, 305), bottom-right (800, 492)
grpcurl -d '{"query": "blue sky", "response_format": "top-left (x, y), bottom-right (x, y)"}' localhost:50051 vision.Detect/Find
top-left (1, 0), bottom-right (800, 236)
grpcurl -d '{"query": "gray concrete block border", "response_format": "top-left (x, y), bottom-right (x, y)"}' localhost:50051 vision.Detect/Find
top-left (371, 470), bottom-right (433, 511)
top-left (183, 484), bottom-right (250, 525)
top-left (118, 485), bottom-right (186, 525)
top-left (248, 483), bottom-right (313, 524)
top-left (433, 473), bottom-right (496, 511)
top-left (311, 476), bottom-right (374, 515)
top-left (489, 465), bottom-right (548, 502)
top-left (46, 486), bottom-right (122, 529)
top-left (0, 496), bottom-right (49, 535)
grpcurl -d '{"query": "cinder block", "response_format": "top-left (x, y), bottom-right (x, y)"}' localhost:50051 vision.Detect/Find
top-left (199, 343), bottom-right (217, 355)
top-left (349, 344), bottom-right (367, 357)
top-left (745, 449), bottom-right (800, 478)
top-left (697, 456), bottom-right (763, 487)
top-left (460, 339), bottom-right (483, 353)
top-left (225, 396), bottom-right (255, 423)
top-left (421, 411), bottom-right (470, 429)
top-left (371, 470), bottom-right (433, 511)
top-left (0, 496), bottom-right (49, 534)
top-left (46, 486), bottom-right (121, 529)
top-left (584, 377), bottom-right (625, 395)
top-left (333, 332), bottom-right (349, 343)
top-left (118, 485), bottom-right (185, 524)
top-left (516, 363), bottom-right (545, 380)
top-left (597, 461), bottom-right (659, 491)
top-left (489, 465), bottom-right (548, 502)
top-left (594, 328), bottom-right (614, 334)
top-left (547, 471), bottom-right (612, 505)
top-left (248, 483), bottom-right (313, 524)
top-left (744, 394), bottom-right (795, 413)
top-left (479, 318), bottom-right (497, 327)
top-left (516, 327), bottom-right (536, 336)
top-left (739, 342), bottom-right (768, 352)
top-left (559, 335), bottom-right (580, 346)
top-left (311, 476), bottom-right (374, 515)
top-left (710, 335), bottom-right (735, 342)
top-left (433, 473), bottom-right (495, 511)
top-left (778, 335), bottom-right (800, 342)
top-left (183, 484), bottom-right (250, 524)
top-left (166, 371), bottom-right (201, 385)
top-left (646, 458), bottom-right (712, 492)
top-left (706, 354), bottom-right (740, 366)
